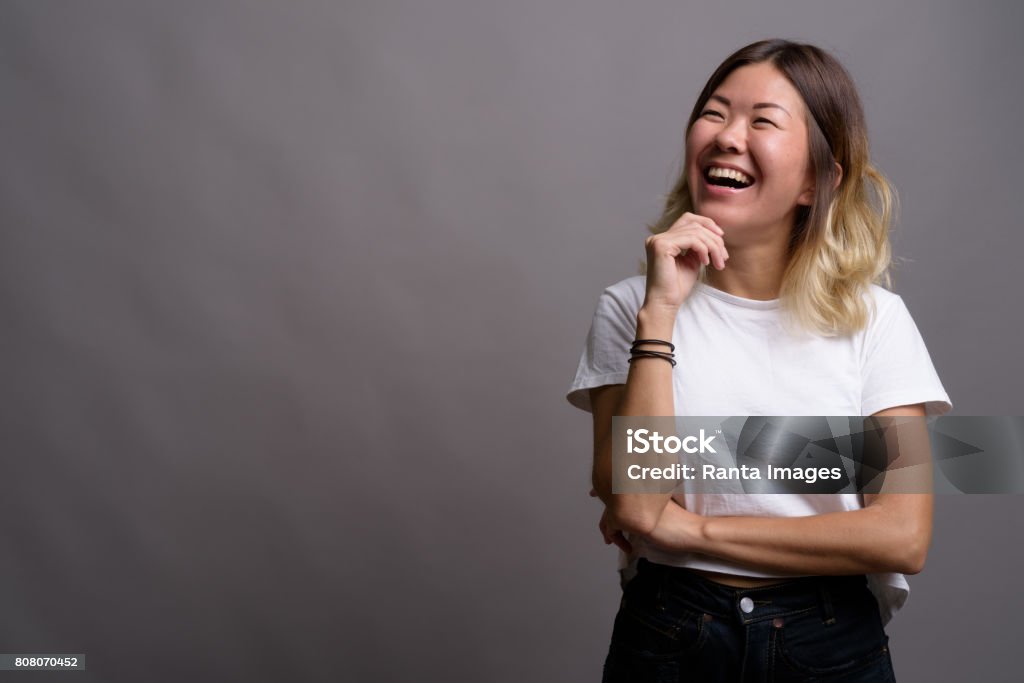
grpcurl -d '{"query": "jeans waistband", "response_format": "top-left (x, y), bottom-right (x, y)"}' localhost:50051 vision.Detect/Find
top-left (634, 558), bottom-right (871, 626)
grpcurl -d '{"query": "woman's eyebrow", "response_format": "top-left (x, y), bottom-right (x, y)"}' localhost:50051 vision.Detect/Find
top-left (709, 94), bottom-right (791, 118)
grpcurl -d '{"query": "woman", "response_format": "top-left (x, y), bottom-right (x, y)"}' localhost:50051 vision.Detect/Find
top-left (566, 40), bottom-right (951, 682)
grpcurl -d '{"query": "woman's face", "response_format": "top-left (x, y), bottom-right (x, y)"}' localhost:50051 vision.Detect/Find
top-left (685, 62), bottom-right (816, 239)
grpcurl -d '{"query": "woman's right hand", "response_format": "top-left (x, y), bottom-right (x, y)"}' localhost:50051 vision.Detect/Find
top-left (643, 212), bottom-right (728, 312)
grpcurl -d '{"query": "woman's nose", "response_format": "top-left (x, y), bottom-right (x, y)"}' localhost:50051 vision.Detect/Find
top-left (715, 119), bottom-right (746, 154)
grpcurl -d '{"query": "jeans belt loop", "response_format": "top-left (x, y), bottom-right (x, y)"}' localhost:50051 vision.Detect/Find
top-left (818, 583), bottom-right (837, 625)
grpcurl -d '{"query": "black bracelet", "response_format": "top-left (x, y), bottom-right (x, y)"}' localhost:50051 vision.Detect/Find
top-left (628, 350), bottom-right (677, 367)
top-left (631, 338), bottom-right (675, 352)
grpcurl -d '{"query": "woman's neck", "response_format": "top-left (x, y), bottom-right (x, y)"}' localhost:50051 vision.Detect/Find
top-left (703, 243), bottom-right (788, 301)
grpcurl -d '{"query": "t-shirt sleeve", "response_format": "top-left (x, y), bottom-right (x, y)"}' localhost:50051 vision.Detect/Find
top-left (565, 279), bottom-right (643, 413)
top-left (861, 294), bottom-right (952, 417)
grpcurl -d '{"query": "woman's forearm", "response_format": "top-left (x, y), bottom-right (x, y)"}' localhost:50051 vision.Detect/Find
top-left (595, 306), bottom-right (679, 534)
top-left (646, 497), bottom-right (932, 576)
top-left (595, 219), bottom-right (729, 536)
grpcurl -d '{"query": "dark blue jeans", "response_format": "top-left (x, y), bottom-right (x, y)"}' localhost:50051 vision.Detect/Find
top-left (602, 558), bottom-right (896, 682)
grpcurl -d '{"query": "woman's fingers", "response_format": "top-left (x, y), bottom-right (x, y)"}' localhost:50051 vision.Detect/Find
top-left (650, 225), bottom-right (728, 270)
top-left (689, 230), bottom-right (728, 270)
top-left (599, 510), bottom-right (633, 553)
top-left (680, 212), bottom-right (725, 237)
top-left (671, 215), bottom-right (729, 267)
top-left (643, 211), bottom-right (728, 309)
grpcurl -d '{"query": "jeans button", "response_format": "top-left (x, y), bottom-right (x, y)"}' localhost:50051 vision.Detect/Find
top-left (739, 596), bottom-right (754, 614)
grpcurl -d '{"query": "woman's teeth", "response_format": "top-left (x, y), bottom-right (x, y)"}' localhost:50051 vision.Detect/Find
top-left (706, 167), bottom-right (754, 188)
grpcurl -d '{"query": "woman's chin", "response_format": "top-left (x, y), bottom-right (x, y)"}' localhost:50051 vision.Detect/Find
top-left (692, 204), bottom-right (752, 231)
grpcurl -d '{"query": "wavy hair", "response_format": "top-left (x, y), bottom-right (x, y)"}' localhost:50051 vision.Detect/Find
top-left (649, 39), bottom-right (895, 335)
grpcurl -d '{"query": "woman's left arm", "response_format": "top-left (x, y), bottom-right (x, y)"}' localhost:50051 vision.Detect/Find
top-left (642, 404), bottom-right (933, 575)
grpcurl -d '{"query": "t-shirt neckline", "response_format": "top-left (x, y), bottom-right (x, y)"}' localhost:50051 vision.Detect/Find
top-left (695, 281), bottom-right (781, 310)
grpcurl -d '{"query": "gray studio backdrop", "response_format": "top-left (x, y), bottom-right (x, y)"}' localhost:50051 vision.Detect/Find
top-left (2, 1), bottom-right (1022, 682)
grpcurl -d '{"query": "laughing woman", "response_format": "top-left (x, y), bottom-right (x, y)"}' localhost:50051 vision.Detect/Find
top-left (567, 40), bottom-right (950, 682)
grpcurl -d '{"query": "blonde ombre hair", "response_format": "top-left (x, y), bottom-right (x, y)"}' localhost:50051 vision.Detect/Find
top-left (649, 39), bottom-right (895, 336)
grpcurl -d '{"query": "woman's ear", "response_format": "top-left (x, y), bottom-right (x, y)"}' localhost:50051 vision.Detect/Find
top-left (797, 161), bottom-right (844, 206)
top-left (797, 178), bottom-right (816, 206)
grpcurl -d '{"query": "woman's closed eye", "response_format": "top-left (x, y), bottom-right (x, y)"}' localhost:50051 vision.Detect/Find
top-left (700, 109), bottom-right (777, 128)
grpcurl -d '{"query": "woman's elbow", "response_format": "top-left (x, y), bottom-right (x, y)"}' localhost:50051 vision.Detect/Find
top-left (609, 499), bottom-right (662, 537)
top-left (888, 527), bottom-right (930, 575)
top-left (868, 498), bottom-right (932, 575)
top-left (897, 538), bottom-right (929, 575)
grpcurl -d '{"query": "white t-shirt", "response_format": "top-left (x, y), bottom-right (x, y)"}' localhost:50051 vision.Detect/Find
top-left (567, 276), bottom-right (952, 624)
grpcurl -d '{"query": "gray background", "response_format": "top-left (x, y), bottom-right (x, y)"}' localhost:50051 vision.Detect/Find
top-left (2, 1), bottom-right (1022, 681)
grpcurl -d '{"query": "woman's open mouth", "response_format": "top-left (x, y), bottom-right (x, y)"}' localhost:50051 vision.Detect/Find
top-left (702, 166), bottom-right (756, 195)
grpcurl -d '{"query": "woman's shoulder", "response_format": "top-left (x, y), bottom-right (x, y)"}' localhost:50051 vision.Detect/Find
top-left (864, 283), bottom-right (901, 305)
top-left (594, 275), bottom-right (647, 309)
top-left (601, 274), bottom-right (646, 296)
top-left (857, 283), bottom-right (927, 345)
top-left (862, 283), bottom-right (908, 323)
